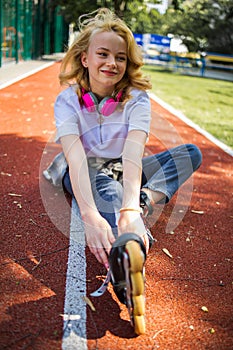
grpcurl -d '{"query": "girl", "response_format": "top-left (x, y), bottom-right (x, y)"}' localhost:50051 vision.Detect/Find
top-left (45, 8), bottom-right (202, 334)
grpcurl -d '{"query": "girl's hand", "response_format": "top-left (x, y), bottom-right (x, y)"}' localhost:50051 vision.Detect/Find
top-left (118, 211), bottom-right (146, 238)
top-left (83, 211), bottom-right (115, 267)
top-left (118, 211), bottom-right (149, 252)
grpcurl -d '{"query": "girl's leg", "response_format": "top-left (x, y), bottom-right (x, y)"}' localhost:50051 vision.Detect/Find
top-left (90, 170), bottom-right (123, 237)
top-left (141, 144), bottom-right (202, 205)
top-left (63, 167), bottom-right (123, 237)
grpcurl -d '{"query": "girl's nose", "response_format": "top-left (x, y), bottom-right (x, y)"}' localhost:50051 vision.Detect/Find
top-left (107, 55), bottom-right (116, 67)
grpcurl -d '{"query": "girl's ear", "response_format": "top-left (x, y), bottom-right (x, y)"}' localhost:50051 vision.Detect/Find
top-left (81, 52), bottom-right (88, 68)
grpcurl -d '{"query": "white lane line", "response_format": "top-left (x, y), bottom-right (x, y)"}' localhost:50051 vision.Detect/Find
top-left (62, 198), bottom-right (87, 350)
top-left (149, 92), bottom-right (233, 157)
top-left (0, 61), bottom-right (55, 90)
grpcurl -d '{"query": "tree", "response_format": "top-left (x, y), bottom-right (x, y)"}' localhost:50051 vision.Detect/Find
top-left (49, 0), bottom-right (161, 31)
top-left (49, 0), bottom-right (98, 26)
top-left (170, 0), bottom-right (185, 11)
top-left (161, 0), bottom-right (233, 54)
top-left (50, 0), bottom-right (233, 54)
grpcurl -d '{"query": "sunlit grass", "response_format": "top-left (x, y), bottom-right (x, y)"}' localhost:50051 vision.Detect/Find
top-left (143, 65), bottom-right (233, 148)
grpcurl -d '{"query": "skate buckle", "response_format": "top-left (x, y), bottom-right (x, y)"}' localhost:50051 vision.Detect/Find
top-left (90, 270), bottom-right (111, 297)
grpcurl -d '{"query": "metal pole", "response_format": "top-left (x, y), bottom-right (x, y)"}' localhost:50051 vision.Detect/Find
top-left (54, 6), bottom-right (63, 53)
top-left (24, 0), bottom-right (32, 60)
top-left (34, 0), bottom-right (41, 59)
top-left (0, 0), bottom-right (2, 67)
top-left (15, 0), bottom-right (19, 63)
top-left (44, 0), bottom-right (50, 54)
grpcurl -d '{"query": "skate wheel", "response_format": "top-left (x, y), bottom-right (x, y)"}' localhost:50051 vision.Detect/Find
top-left (132, 295), bottom-right (145, 315)
top-left (134, 315), bottom-right (146, 335)
top-left (130, 271), bottom-right (144, 296)
top-left (125, 240), bottom-right (146, 334)
top-left (125, 240), bottom-right (144, 272)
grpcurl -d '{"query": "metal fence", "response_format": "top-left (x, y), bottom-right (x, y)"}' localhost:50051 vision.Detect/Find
top-left (0, 0), bottom-right (68, 67)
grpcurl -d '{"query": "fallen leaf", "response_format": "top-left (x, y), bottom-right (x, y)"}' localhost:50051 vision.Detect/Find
top-left (169, 231), bottom-right (175, 235)
top-left (82, 296), bottom-right (96, 311)
top-left (8, 193), bottom-right (22, 197)
top-left (13, 200), bottom-right (22, 208)
top-left (201, 306), bottom-right (208, 312)
top-left (191, 210), bottom-right (204, 214)
top-left (1, 172), bottom-right (12, 176)
top-left (209, 328), bottom-right (215, 334)
top-left (152, 329), bottom-right (165, 339)
top-left (29, 218), bottom-right (38, 226)
top-left (162, 248), bottom-right (173, 258)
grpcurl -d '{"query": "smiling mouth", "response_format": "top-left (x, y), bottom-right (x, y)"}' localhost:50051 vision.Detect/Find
top-left (101, 70), bottom-right (117, 76)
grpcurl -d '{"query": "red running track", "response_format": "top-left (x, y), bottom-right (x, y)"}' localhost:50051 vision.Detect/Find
top-left (0, 62), bottom-right (232, 349)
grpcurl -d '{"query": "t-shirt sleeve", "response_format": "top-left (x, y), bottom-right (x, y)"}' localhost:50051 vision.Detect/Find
top-left (127, 90), bottom-right (151, 134)
top-left (54, 88), bottom-right (80, 142)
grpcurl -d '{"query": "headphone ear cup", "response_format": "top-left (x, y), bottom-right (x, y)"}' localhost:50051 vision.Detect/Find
top-left (99, 97), bottom-right (117, 116)
top-left (82, 92), bottom-right (99, 112)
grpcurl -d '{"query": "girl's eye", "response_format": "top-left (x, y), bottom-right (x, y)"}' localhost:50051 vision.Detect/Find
top-left (98, 52), bottom-right (107, 57)
top-left (117, 56), bottom-right (126, 62)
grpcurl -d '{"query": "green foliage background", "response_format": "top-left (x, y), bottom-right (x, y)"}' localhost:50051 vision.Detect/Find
top-left (51, 0), bottom-right (233, 54)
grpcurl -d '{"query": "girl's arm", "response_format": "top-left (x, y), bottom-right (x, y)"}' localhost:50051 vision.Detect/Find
top-left (118, 130), bottom-right (147, 237)
top-left (60, 134), bottom-right (115, 267)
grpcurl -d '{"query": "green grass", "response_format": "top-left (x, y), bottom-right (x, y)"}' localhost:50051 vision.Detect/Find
top-left (142, 65), bottom-right (233, 148)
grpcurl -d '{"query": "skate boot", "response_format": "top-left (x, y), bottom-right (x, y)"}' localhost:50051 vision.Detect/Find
top-left (43, 152), bottom-right (67, 187)
top-left (109, 233), bottom-right (147, 335)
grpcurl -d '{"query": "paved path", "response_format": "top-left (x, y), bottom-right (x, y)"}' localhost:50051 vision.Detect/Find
top-left (0, 60), bottom-right (55, 89)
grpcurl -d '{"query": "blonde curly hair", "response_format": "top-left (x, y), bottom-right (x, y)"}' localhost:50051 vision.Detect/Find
top-left (59, 8), bottom-right (152, 103)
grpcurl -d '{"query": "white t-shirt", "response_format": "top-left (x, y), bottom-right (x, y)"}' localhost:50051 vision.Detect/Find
top-left (54, 86), bottom-right (151, 158)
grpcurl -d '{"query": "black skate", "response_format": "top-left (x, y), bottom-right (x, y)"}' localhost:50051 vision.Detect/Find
top-left (109, 233), bottom-right (147, 335)
top-left (140, 190), bottom-right (154, 217)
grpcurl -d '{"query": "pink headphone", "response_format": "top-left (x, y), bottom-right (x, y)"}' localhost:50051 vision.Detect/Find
top-left (81, 88), bottom-right (123, 116)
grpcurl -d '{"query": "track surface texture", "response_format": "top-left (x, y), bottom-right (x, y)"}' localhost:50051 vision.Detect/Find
top-left (0, 62), bottom-right (232, 350)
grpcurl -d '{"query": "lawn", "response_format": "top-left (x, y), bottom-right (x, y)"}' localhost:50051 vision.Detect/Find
top-left (142, 65), bottom-right (233, 148)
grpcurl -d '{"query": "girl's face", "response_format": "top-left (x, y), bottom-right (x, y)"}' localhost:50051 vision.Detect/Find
top-left (81, 31), bottom-right (127, 97)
